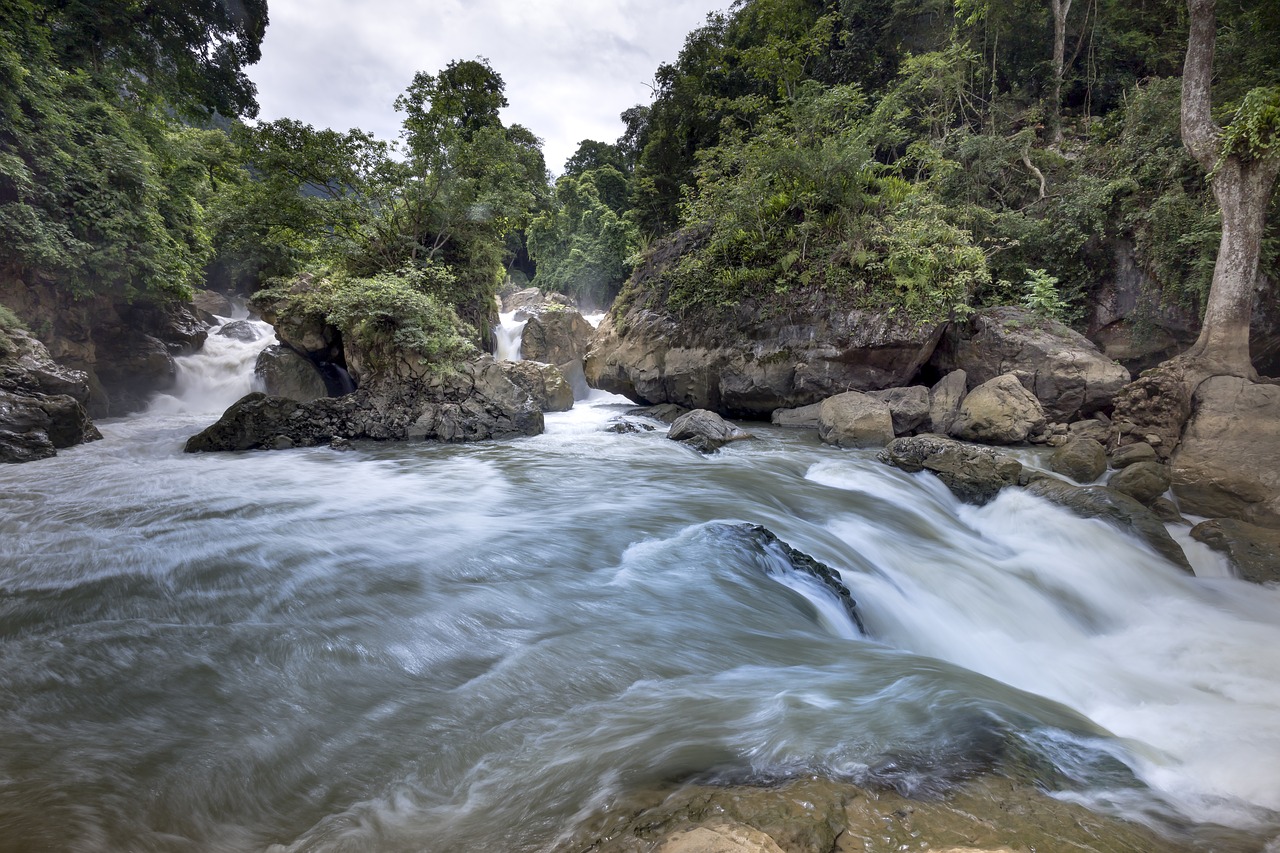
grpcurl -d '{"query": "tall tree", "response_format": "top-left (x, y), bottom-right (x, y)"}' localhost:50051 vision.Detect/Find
top-left (1180, 0), bottom-right (1280, 377)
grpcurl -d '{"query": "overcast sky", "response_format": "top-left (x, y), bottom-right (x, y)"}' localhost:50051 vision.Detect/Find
top-left (248, 0), bottom-right (730, 174)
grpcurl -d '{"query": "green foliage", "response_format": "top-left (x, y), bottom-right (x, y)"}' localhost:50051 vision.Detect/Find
top-left (0, 301), bottom-right (26, 355)
top-left (1219, 86), bottom-right (1280, 163)
top-left (1020, 268), bottom-right (1068, 320)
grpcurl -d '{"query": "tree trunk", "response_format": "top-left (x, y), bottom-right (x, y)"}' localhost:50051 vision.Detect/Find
top-left (1049, 0), bottom-right (1072, 146)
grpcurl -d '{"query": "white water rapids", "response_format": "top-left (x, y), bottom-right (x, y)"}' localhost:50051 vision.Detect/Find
top-left (0, 319), bottom-right (1278, 852)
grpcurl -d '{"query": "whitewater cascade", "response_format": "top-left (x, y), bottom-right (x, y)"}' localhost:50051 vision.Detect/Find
top-left (493, 310), bottom-right (527, 361)
top-left (147, 310), bottom-right (276, 416)
top-left (0, 328), bottom-right (1277, 852)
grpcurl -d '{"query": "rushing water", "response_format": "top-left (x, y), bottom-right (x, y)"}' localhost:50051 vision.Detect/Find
top-left (1, 325), bottom-right (1279, 852)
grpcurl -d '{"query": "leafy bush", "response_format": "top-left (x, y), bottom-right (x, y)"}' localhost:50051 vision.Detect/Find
top-left (0, 302), bottom-right (27, 356)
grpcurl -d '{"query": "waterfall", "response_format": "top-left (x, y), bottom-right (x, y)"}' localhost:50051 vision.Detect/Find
top-left (493, 310), bottom-right (528, 361)
top-left (147, 313), bottom-right (276, 416)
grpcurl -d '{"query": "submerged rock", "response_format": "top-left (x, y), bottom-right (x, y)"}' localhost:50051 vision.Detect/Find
top-left (734, 523), bottom-right (865, 634)
top-left (879, 435), bottom-right (1023, 505)
top-left (817, 391), bottom-right (894, 449)
top-left (1189, 518), bottom-right (1280, 584)
top-left (668, 409), bottom-right (753, 453)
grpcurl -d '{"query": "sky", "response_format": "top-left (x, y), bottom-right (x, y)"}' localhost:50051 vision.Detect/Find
top-left (248, 0), bottom-right (731, 174)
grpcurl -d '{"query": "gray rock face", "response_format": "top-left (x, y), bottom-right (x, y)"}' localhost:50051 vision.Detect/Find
top-left (1067, 419), bottom-right (1110, 443)
top-left (878, 434), bottom-right (1023, 505)
top-left (502, 286), bottom-right (574, 314)
top-left (255, 346), bottom-right (329, 403)
top-left (185, 359), bottom-right (544, 452)
top-left (584, 299), bottom-right (945, 417)
top-left (1190, 518), bottom-right (1280, 584)
top-left (1107, 460), bottom-right (1171, 505)
top-left (499, 360), bottom-right (574, 412)
top-left (867, 386), bottom-right (930, 435)
top-left (1022, 478), bottom-right (1192, 572)
top-left (770, 401), bottom-right (823, 427)
top-left (817, 391), bottom-right (895, 449)
top-left (1171, 376), bottom-right (1280, 527)
top-left (217, 320), bottom-right (261, 342)
top-left (934, 306), bottom-right (1130, 420)
top-left (191, 289), bottom-right (235, 319)
top-left (519, 308), bottom-right (595, 368)
top-left (1049, 437), bottom-right (1107, 483)
top-left (927, 369), bottom-right (967, 435)
top-left (0, 330), bottom-right (101, 463)
top-left (667, 408), bottom-right (753, 453)
top-left (951, 373), bottom-right (1047, 444)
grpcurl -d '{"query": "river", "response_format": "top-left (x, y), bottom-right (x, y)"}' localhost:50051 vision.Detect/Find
top-left (1, 316), bottom-right (1278, 852)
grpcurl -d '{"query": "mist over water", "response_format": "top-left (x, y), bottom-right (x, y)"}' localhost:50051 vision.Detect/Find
top-left (1, 329), bottom-right (1278, 852)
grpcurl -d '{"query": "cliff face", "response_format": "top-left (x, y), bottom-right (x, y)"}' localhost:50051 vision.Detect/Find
top-left (0, 327), bottom-right (101, 462)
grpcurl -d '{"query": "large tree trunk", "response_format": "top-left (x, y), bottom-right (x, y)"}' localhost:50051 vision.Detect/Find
top-left (1049, 0), bottom-right (1072, 146)
top-left (1178, 0), bottom-right (1280, 379)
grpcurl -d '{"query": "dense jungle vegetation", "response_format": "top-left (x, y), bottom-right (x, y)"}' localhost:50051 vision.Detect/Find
top-left (2, 0), bottom-right (1278, 362)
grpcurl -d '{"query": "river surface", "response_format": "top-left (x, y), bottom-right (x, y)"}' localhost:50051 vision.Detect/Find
top-left (1, 319), bottom-right (1278, 852)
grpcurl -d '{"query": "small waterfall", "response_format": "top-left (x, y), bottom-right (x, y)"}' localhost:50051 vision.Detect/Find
top-left (147, 315), bottom-right (276, 416)
top-left (494, 311), bottom-right (528, 361)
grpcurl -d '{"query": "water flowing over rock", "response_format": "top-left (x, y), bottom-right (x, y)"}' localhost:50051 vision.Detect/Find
top-left (499, 360), bottom-right (574, 412)
top-left (584, 300), bottom-right (945, 417)
top-left (0, 329), bottom-right (101, 462)
top-left (817, 391), bottom-right (895, 448)
top-left (879, 435), bottom-right (1023, 505)
top-left (1190, 518), bottom-right (1280, 584)
top-left (254, 345), bottom-right (329, 403)
top-left (934, 306), bottom-right (1130, 421)
top-left (1022, 477), bottom-right (1192, 572)
top-left (1049, 437), bottom-right (1107, 483)
top-left (1171, 376), bottom-right (1280, 527)
top-left (667, 409), bottom-right (753, 453)
top-left (951, 373), bottom-right (1047, 444)
top-left (734, 524), bottom-right (865, 634)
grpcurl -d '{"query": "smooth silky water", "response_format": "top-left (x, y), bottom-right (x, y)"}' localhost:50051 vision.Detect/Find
top-left (1, 323), bottom-right (1278, 852)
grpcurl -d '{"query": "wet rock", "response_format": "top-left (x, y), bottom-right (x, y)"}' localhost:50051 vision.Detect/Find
top-left (1022, 478), bottom-right (1192, 572)
top-left (91, 331), bottom-right (176, 414)
top-left (735, 524), bottom-right (864, 633)
top-left (1150, 497), bottom-right (1186, 524)
top-left (951, 373), bottom-right (1047, 445)
top-left (668, 409), bottom-right (753, 453)
top-left (879, 435), bottom-right (1023, 505)
top-left (770, 401), bottom-right (822, 427)
top-left (927, 369), bottom-right (967, 435)
top-left (254, 346), bottom-right (329, 403)
top-left (499, 360), bottom-right (574, 412)
top-left (658, 823), bottom-right (785, 853)
top-left (191, 289), bottom-right (235, 319)
top-left (1171, 376), bottom-right (1280, 527)
top-left (933, 306), bottom-right (1130, 420)
top-left (1107, 460), bottom-right (1170, 505)
top-left (520, 307), bottom-right (594, 368)
top-left (817, 391), bottom-right (894, 449)
top-left (1109, 441), bottom-right (1156, 469)
top-left (606, 419), bottom-right (655, 434)
top-left (1049, 437), bottom-right (1107, 483)
top-left (216, 320), bottom-right (261, 342)
top-left (1190, 518), bottom-right (1280, 584)
top-left (629, 403), bottom-right (691, 424)
top-left (0, 330), bottom-right (101, 462)
top-left (867, 385), bottom-right (930, 435)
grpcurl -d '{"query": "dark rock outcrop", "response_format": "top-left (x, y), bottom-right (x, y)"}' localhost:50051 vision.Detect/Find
top-left (1190, 518), bottom-right (1280, 584)
top-left (951, 373), bottom-right (1047, 444)
top-left (878, 435), bottom-right (1023, 505)
top-left (667, 409), bottom-right (753, 453)
top-left (733, 523), bottom-right (865, 634)
top-left (1022, 478), bottom-right (1192, 572)
top-left (0, 329), bottom-right (101, 463)
top-left (933, 306), bottom-right (1130, 421)
top-left (817, 391), bottom-right (894, 448)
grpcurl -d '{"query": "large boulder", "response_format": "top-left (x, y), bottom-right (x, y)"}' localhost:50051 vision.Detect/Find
top-left (216, 320), bottom-right (261, 342)
top-left (499, 360), bottom-right (574, 412)
top-left (1171, 376), bottom-right (1280, 527)
top-left (878, 435), bottom-right (1023, 505)
top-left (950, 373), bottom-right (1046, 444)
top-left (1189, 518), bottom-right (1280, 584)
top-left (817, 391), bottom-right (895, 449)
top-left (867, 385), bottom-right (930, 435)
top-left (1049, 437), bottom-right (1107, 483)
top-left (934, 306), bottom-right (1130, 420)
top-left (502, 286), bottom-right (574, 314)
top-left (584, 296), bottom-right (945, 418)
top-left (1107, 460), bottom-right (1171, 505)
top-left (520, 306), bottom-right (595, 367)
top-left (191, 289), bottom-right (235, 319)
top-left (667, 409), bottom-right (753, 453)
top-left (0, 329), bottom-right (101, 462)
top-left (254, 346), bottom-right (329, 403)
top-left (770, 401), bottom-right (823, 427)
top-left (1108, 368), bottom-right (1192, 460)
top-left (1022, 478), bottom-right (1192, 572)
top-left (927, 369), bottom-right (967, 435)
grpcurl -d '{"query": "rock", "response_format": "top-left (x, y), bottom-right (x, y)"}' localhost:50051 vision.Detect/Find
top-left (927, 369), bottom-right (967, 435)
top-left (933, 306), bottom-right (1130, 420)
top-left (951, 373), bottom-right (1047, 444)
top-left (1108, 368), bottom-right (1192, 461)
top-left (1150, 497), bottom-right (1186, 524)
top-left (0, 330), bottom-right (101, 462)
top-left (817, 391), bottom-right (895, 449)
top-left (254, 346), bottom-right (329, 403)
top-left (733, 523), bottom-right (864, 633)
top-left (606, 419), bottom-right (655, 434)
top-left (1109, 441), bottom-right (1156, 469)
top-left (770, 401), bottom-right (823, 427)
top-left (1190, 518), bottom-right (1280, 584)
top-left (502, 286), bottom-right (575, 314)
top-left (584, 292), bottom-right (946, 417)
top-left (0, 328), bottom-right (95, 406)
top-left (658, 823), bottom-right (785, 853)
top-left (0, 425), bottom-right (56, 463)
top-left (1171, 376), bottom-right (1280, 527)
top-left (91, 331), bottom-right (176, 413)
top-left (499, 360), bottom-right (574, 412)
top-left (879, 435), bottom-right (1023, 505)
top-left (1067, 419), bottom-right (1110, 443)
top-left (1107, 460), bottom-right (1171, 505)
top-left (866, 385), bottom-right (930, 435)
top-left (1049, 437), bottom-right (1107, 483)
top-left (520, 307), bottom-right (595, 367)
top-left (1022, 478), bottom-right (1192, 572)
top-left (628, 403), bottom-right (690, 424)
top-left (667, 409), bottom-right (753, 453)
top-left (191, 289), bottom-right (235, 319)
top-left (216, 320), bottom-right (261, 342)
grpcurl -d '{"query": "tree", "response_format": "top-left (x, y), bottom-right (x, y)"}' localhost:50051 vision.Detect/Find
top-left (1179, 0), bottom-right (1280, 377)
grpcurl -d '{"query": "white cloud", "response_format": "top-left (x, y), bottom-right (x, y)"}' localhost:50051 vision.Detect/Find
top-left (248, 0), bottom-right (729, 172)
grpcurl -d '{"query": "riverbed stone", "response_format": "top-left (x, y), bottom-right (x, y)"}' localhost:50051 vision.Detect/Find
top-left (1049, 437), bottom-right (1107, 483)
top-left (1022, 478), bottom-right (1192, 572)
top-left (770, 401), bottom-right (822, 427)
top-left (879, 435), bottom-right (1023, 505)
top-left (867, 385), bottom-right (930, 435)
top-left (659, 823), bottom-right (785, 853)
top-left (216, 319), bottom-right (261, 342)
top-left (951, 373), bottom-right (1046, 444)
top-left (667, 409), bottom-right (753, 453)
top-left (1189, 518), bottom-right (1280, 584)
top-left (927, 369), bottom-right (967, 435)
top-left (817, 391), bottom-right (895, 448)
top-left (1109, 441), bottom-right (1156, 469)
top-left (1107, 460), bottom-right (1170, 505)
